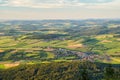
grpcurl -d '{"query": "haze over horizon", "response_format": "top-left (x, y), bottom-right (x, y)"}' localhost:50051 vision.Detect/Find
top-left (0, 0), bottom-right (120, 20)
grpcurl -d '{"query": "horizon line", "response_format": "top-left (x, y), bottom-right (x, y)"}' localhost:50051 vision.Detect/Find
top-left (1, 18), bottom-right (120, 21)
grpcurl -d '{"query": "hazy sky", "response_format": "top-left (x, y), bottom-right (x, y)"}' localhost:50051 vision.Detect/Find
top-left (0, 0), bottom-right (120, 20)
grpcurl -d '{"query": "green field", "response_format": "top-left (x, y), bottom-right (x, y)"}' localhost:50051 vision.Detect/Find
top-left (0, 64), bottom-right (5, 69)
top-left (0, 20), bottom-right (120, 80)
top-left (0, 20), bottom-right (120, 65)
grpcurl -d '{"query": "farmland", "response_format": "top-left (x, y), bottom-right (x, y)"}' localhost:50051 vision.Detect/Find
top-left (0, 20), bottom-right (120, 65)
top-left (0, 19), bottom-right (120, 80)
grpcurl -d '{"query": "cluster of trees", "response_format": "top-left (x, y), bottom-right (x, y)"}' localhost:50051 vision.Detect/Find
top-left (25, 33), bottom-right (68, 40)
top-left (0, 50), bottom-right (50, 61)
top-left (0, 61), bottom-right (119, 80)
top-left (66, 25), bottom-right (120, 37)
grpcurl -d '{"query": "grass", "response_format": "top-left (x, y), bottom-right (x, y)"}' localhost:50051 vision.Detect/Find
top-left (3, 63), bottom-right (20, 69)
top-left (111, 58), bottom-right (120, 64)
top-left (25, 53), bottom-right (38, 57)
top-left (0, 34), bottom-right (120, 64)
top-left (0, 64), bottom-right (5, 69)
top-left (46, 52), bottom-right (55, 58)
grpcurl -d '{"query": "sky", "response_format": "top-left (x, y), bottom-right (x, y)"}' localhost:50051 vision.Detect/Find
top-left (0, 0), bottom-right (120, 20)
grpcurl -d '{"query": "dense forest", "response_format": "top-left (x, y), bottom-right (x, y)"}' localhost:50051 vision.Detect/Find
top-left (0, 61), bottom-right (120, 80)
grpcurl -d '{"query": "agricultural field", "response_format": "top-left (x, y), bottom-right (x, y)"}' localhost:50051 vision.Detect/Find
top-left (0, 20), bottom-right (120, 80)
top-left (0, 19), bottom-right (120, 67)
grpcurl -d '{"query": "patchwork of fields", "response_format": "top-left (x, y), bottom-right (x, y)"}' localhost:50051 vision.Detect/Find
top-left (0, 20), bottom-right (120, 69)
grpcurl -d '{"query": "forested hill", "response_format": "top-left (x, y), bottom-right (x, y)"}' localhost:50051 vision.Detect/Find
top-left (0, 61), bottom-right (120, 80)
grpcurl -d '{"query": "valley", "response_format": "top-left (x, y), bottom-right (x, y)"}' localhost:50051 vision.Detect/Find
top-left (0, 19), bottom-right (120, 80)
top-left (0, 20), bottom-right (120, 66)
